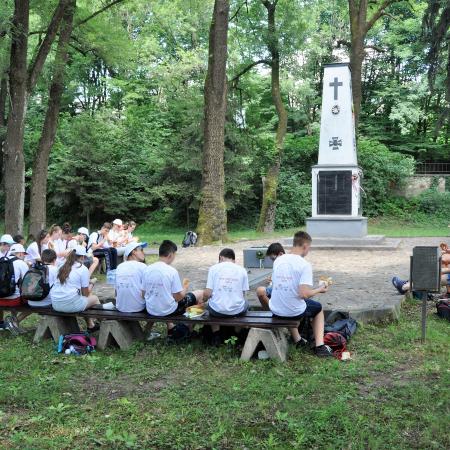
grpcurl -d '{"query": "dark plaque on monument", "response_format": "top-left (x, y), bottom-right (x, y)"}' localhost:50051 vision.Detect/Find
top-left (317, 171), bottom-right (352, 215)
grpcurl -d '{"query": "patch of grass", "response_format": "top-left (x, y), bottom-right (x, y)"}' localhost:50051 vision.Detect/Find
top-left (0, 302), bottom-right (449, 449)
top-left (369, 218), bottom-right (449, 237)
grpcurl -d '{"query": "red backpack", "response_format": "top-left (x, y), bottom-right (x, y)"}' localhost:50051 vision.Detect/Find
top-left (324, 332), bottom-right (347, 359)
top-left (57, 333), bottom-right (97, 355)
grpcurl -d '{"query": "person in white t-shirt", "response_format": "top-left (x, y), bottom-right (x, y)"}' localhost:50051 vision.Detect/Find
top-left (51, 245), bottom-right (100, 332)
top-left (115, 241), bottom-right (148, 313)
top-left (0, 234), bottom-right (15, 259)
top-left (143, 240), bottom-right (204, 337)
top-left (256, 242), bottom-right (286, 310)
top-left (25, 229), bottom-right (50, 265)
top-left (269, 231), bottom-right (333, 357)
top-left (0, 244), bottom-right (31, 333)
top-left (89, 222), bottom-right (118, 271)
top-left (108, 219), bottom-right (128, 257)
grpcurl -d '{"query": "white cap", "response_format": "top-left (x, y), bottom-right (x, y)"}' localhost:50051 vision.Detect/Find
top-left (10, 244), bottom-right (28, 254)
top-left (124, 241), bottom-right (147, 259)
top-left (0, 234), bottom-right (15, 245)
top-left (74, 245), bottom-right (87, 256)
top-left (112, 219), bottom-right (123, 226)
top-left (77, 227), bottom-right (89, 236)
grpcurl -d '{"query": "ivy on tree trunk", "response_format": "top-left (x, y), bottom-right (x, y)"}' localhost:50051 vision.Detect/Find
top-left (196, 0), bottom-right (229, 244)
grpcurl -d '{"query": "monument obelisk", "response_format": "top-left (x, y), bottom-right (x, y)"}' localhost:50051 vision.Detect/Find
top-left (306, 62), bottom-right (367, 238)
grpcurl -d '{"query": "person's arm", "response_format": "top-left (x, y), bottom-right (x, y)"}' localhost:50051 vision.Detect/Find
top-left (299, 284), bottom-right (328, 299)
top-left (172, 278), bottom-right (190, 302)
top-left (80, 266), bottom-right (91, 296)
top-left (203, 288), bottom-right (212, 300)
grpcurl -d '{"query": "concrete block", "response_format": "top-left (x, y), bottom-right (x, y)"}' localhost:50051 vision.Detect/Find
top-left (306, 216), bottom-right (368, 238)
top-left (97, 320), bottom-right (144, 350)
top-left (240, 327), bottom-right (289, 362)
top-left (33, 315), bottom-right (80, 344)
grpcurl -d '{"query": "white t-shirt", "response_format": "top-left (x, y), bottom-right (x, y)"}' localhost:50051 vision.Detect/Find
top-left (269, 253), bottom-right (313, 317)
top-left (53, 238), bottom-right (68, 266)
top-left (3, 257), bottom-right (29, 299)
top-left (144, 261), bottom-right (182, 316)
top-left (67, 239), bottom-right (78, 250)
top-left (88, 232), bottom-right (110, 249)
top-left (115, 261), bottom-right (147, 312)
top-left (28, 265), bottom-right (58, 307)
top-left (207, 261), bottom-right (249, 315)
top-left (108, 229), bottom-right (124, 246)
top-left (51, 262), bottom-right (90, 302)
top-left (25, 242), bottom-right (41, 264)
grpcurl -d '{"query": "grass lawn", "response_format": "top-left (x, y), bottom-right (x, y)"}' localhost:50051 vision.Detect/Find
top-left (136, 219), bottom-right (449, 246)
top-left (0, 300), bottom-right (448, 449)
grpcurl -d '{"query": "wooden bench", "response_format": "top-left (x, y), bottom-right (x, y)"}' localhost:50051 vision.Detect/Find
top-left (0, 305), bottom-right (299, 362)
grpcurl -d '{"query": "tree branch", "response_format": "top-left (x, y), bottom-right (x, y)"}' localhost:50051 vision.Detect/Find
top-left (230, 59), bottom-right (271, 85)
top-left (27, 0), bottom-right (71, 92)
top-left (365, 0), bottom-right (401, 32)
top-left (76, 0), bottom-right (127, 27)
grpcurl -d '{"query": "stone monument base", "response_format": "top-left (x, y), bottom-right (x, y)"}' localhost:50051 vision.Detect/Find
top-left (306, 216), bottom-right (367, 238)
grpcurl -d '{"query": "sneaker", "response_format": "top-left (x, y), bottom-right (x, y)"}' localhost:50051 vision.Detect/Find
top-left (4, 315), bottom-right (21, 336)
top-left (314, 344), bottom-right (334, 357)
top-left (295, 337), bottom-right (309, 349)
top-left (90, 277), bottom-right (98, 285)
top-left (392, 276), bottom-right (407, 294)
top-left (146, 332), bottom-right (161, 341)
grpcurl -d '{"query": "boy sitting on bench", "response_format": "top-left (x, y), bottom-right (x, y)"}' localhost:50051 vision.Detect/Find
top-left (268, 231), bottom-right (333, 357)
top-left (143, 240), bottom-right (204, 337)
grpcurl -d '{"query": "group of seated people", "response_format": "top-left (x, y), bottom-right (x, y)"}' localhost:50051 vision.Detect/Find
top-left (0, 228), bottom-right (334, 357)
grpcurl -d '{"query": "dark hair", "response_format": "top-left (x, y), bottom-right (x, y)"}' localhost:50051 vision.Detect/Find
top-left (266, 243), bottom-right (285, 257)
top-left (41, 249), bottom-right (57, 264)
top-left (159, 240), bottom-right (177, 257)
top-left (293, 231), bottom-right (312, 247)
top-left (219, 248), bottom-right (235, 260)
top-left (58, 250), bottom-right (82, 284)
top-left (62, 222), bottom-right (72, 235)
top-left (101, 222), bottom-right (112, 230)
top-left (36, 229), bottom-right (48, 255)
top-left (13, 234), bottom-right (24, 244)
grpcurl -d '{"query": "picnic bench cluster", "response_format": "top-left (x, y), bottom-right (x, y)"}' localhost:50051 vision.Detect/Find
top-left (0, 305), bottom-right (300, 362)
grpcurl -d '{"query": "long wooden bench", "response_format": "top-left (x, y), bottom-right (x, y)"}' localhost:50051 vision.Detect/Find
top-left (0, 305), bottom-right (299, 362)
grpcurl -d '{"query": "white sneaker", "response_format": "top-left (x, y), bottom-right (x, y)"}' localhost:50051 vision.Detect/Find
top-left (146, 332), bottom-right (161, 341)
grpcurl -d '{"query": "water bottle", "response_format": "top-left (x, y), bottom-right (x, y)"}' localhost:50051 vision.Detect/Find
top-left (106, 269), bottom-right (116, 285)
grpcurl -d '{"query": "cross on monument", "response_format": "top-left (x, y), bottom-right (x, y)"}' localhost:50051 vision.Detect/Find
top-left (329, 77), bottom-right (343, 100)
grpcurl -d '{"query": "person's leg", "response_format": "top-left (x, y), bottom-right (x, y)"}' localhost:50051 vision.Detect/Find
top-left (311, 310), bottom-right (325, 347)
top-left (84, 295), bottom-right (100, 329)
top-left (17, 312), bottom-right (31, 323)
top-left (109, 248), bottom-right (118, 270)
top-left (256, 286), bottom-right (271, 310)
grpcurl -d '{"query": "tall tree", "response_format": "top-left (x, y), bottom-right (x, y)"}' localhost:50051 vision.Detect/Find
top-left (3, 0), bottom-right (70, 234)
top-left (196, 0), bottom-right (229, 244)
top-left (29, 0), bottom-right (76, 238)
top-left (257, 0), bottom-right (287, 232)
top-left (348, 0), bottom-right (404, 130)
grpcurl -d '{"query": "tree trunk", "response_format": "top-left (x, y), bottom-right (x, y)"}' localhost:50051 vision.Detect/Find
top-left (257, 0), bottom-right (288, 232)
top-left (29, 0), bottom-right (76, 238)
top-left (196, 0), bottom-right (229, 244)
top-left (3, 0), bottom-right (29, 234)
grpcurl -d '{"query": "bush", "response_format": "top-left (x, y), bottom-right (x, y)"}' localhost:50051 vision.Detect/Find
top-left (416, 189), bottom-right (450, 218)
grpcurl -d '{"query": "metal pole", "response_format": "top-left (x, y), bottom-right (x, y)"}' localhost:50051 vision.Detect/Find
top-left (421, 291), bottom-right (427, 343)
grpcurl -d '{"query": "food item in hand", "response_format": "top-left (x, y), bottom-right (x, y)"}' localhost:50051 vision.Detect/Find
top-left (318, 276), bottom-right (333, 288)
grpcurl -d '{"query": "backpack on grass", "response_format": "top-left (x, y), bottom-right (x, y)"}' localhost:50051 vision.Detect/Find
top-left (436, 300), bottom-right (450, 321)
top-left (182, 231), bottom-right (198, 248)
top-left (20, 262), bottom-right (51, 301)
top-left (324, 332), bottom-right (347, 359)
top-left (324, 311), bottom-right (358, 341)
top-left (0, 256), bottom-right (18, 298)
top-left (58, 333), bottom-right (97, 355)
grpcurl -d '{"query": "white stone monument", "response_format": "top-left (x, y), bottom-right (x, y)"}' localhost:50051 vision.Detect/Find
top-left (306, 62), bottom-right (367, 238)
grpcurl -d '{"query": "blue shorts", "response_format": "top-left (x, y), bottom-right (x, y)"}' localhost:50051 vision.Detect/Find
top-left (447, 274), bottom-right (450, 284)
top-left (265, 286), bottom-right (272, 298)
top-left (273, 299), bottom-right (322, 320)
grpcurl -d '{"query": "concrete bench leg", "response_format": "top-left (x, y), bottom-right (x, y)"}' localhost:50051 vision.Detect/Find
top-left (33, 315), bottom-right (81, 344)
top-left (97, 320), bottom-right (144, 350)
top-left (240, 328), bottom-right (289, 362)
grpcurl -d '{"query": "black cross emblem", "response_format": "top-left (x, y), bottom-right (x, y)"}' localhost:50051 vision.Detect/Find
top-left (329, 137), bottom-right (342, 150)
top-left (329, 77), bottom-right (343, 100)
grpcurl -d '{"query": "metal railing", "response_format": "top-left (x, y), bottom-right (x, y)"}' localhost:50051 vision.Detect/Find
top-left (416, 162), bottom-right (450, 175)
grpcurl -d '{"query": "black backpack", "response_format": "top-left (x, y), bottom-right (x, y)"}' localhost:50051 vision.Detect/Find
top-left (20, 262), bottom-right (51, 301)
top-left (436, 300), bottom-right (450, 321)
top-left (182, 231), bottom-right (198, 248)
top-left (324, 311), bottom-right (358, 341)
top-left (0, 256), bottom-right (18, 298)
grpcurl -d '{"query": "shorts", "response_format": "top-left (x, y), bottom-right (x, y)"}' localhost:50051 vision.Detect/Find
top-left (447, 274), bottom-right (450, 284)
top-left (273, 299), bottom-right (322, 320)
top-left (52, 295), bottom-right (89, 313)
top-left (170, 292), bottom-right (198, 315)
top-left (83, 256), bottom-right (95, 269)
top-left (0, 297), bottom-right (25, 307)
top-left (207, 301), bottom-right (249, 318)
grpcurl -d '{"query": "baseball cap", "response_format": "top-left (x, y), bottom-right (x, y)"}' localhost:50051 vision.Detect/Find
top-left (74, 245), bottom-right (87, 256)
top-left (0, 234), bottom-right (15, 245)
top-left (9, 244), bottom-right (28, 254)
top-left (77, 227), bottom-right (89, 236)
top-left (124, 241), bottom-right (148, 259)
top-left (112, 219), bottom-right (123, 226)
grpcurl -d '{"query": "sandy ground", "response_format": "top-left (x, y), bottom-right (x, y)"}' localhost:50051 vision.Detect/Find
top-left (94, 236), bottom-right (449, 311)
